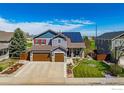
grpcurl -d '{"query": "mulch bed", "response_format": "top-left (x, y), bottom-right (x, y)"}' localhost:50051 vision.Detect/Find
top-left (1, 63), bottom-right (24, 74)
top-left (67, 63), bottom-right (73, 78)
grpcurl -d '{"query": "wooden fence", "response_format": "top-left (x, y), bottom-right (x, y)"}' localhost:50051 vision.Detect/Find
top-left (20, 53), bottom-right (30, 60)
top-left (96, 54), bottom-right (107, 61)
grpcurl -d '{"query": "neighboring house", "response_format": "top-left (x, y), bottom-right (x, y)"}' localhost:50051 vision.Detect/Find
top-left (0, 31), bottom-right (13, 61)
top-left (29, 30), bottom-right (85, 62)
top-left (96, 31), bottom-right (124, 54)
top-left (119, 54), bottom-right (124, 66)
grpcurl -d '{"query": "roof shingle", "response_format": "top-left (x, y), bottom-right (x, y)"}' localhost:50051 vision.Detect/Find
top-left (62, 32), bottom-right (83, 43)
top-left (97, 31), bottom-right (124, 40)
top-left (0, 31), bottom-right (13, 42)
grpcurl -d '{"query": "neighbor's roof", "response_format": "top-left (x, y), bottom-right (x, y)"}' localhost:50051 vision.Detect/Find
top-left (0, 31), bottom-right (13, 42)
top-left (62, 32), bottom-right (83, 43)
top-left (97, 31), bottom-right (124, 40)
top-left (0, 44), bottom-right (8, 50)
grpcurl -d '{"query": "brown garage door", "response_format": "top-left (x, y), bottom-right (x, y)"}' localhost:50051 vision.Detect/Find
top-left (33, 53), bottom-right (51, 61)
top-left (55, 53), bottom-right (64, 62)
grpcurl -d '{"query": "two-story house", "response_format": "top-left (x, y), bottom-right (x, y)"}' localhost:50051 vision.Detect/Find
top-left (96, 31), bottom-right (124, 60)
top-left (0, 31), bottom-right (13, 61)
top-left (29, 30), bottom-right (85, 62)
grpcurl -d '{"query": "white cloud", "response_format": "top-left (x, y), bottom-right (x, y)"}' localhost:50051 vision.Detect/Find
top-left (0, 17), bottom-right (8, 23)
top-left (0, 17), bottom-right (94, 35)
top-left (52, 19), bottom-right (95, 25)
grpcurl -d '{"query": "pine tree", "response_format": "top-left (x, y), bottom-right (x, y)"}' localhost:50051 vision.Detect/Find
top-left (9, 28), bottom-right (27, 57)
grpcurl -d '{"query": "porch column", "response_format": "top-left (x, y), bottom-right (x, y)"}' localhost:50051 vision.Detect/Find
top-left (30, 51), bottom-right (33, 61)
top-left (69, 48), bottom-right (71, 57)
top-left (71, 48), bottom-right (74, 57)
top-left (51, 53), bottom-right (55, 62)
top-left (81, 48), bottom-right (84, 58)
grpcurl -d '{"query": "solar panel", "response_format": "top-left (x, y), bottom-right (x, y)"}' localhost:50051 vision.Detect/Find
top-left (62, 32), bottom-right (83, 43)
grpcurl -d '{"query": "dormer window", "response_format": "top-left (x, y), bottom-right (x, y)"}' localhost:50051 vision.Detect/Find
top-left (58, 39), bottom-right (61, 43)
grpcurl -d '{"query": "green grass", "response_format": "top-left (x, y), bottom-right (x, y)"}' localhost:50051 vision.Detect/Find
top-left (0, 59), bottom-right (17, 72)
top-left (73, 59), bottom-right (110, 77)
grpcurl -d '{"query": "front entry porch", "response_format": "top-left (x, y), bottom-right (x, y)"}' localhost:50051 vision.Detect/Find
top-left (67, 48), bottom-right (84, 58)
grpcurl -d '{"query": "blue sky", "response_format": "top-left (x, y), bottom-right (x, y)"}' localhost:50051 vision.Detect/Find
top-left (0, 3), bottom-right (124, 36)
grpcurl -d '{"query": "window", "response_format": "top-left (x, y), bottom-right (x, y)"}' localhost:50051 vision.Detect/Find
top-left (41, 39), bottom-right (46, 44)
top-left (38, 39), bottom-right (41, 45)
top-left (58, 39), bottom-right (61, 43)
top-left (35, 39), bottom-right (39, 44)
top-left (34, 39), bottom-right (46, 45)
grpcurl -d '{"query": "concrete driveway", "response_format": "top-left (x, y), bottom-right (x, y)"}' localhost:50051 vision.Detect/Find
top-left (0, 62), bottom-right (65, 84)
top-left (1, 62), bottom-right (124, 85)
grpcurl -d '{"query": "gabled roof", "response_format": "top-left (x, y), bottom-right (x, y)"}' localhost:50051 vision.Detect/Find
top-left (97, 31), bottom-right (124, 40)
top-left (62, 32), bottom-right (83, 43)
top-left (33, 29), bottom-right (58, 39)
top-left (52, 33), bottom-right (67, 40)
top-left (51, 45), bottom-right (67, 52)
top-left (0, 31), bottom-right (13, 42)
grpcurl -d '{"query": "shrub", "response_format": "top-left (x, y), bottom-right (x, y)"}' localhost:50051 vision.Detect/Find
top-left (73, 58), bottom-right (80, 65)
top-left (67, 63), bottom-right (73, 69)
top-left (109, 64), bottom-right (124, 76)
top-left (27, 43), bottom-right (32, 48)
top-left (0, 67), bottom-right (3, 72)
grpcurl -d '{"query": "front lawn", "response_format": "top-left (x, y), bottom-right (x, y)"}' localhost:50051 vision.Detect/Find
top-left (73, 59), bottom-right (110, 77)
top-left (0, 59), bottom-right (17, 72)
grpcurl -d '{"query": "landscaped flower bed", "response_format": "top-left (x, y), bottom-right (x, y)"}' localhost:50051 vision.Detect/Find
top-left (67, 58), bottom-right (83, 78)
top-left (2, 63), bottom-right (24, 74)
top-left (0, 59), bottom-right (17, 72)
top-left (73, 58), bottom-right (82, 65)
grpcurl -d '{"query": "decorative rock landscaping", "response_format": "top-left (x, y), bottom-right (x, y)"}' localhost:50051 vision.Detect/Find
top-left (1, 63), bottom-right (24, 74)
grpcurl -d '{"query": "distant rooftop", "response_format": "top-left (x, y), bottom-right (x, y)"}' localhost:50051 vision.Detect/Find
top-left (97, 31), bottom-right (124, 40)
top-left (0, 31), bottom-right (13, 42)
